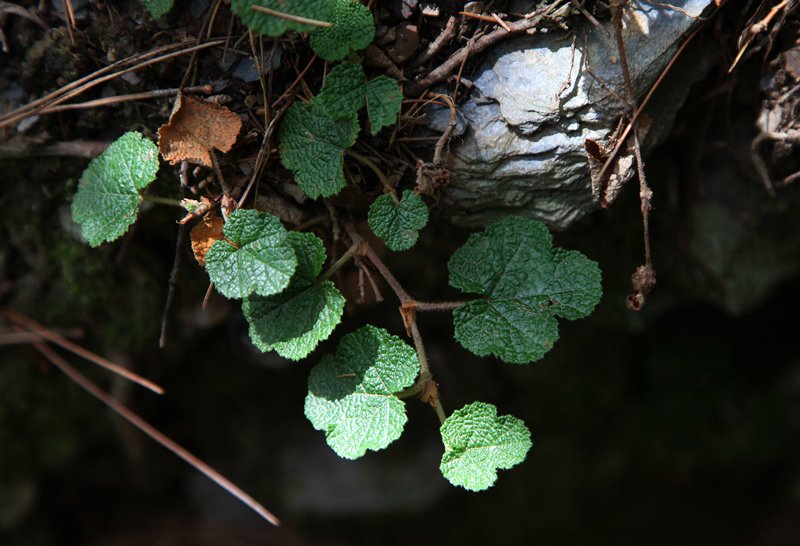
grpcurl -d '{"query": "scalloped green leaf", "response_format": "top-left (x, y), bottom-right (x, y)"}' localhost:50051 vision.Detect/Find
top-left (304, 325), bottom-right (420, 459)
top-left (448, 216), bottom-right (602, 364)
top-left (138, 0), bottom-right (174, 18)
top-left (365, 76), bottom-right (403, 135)
top-left (280, 99), bottom-right (359, 199)
top-left (232, 0), bottom-right (335, 36)
top-left (71, 131), bottom-right (159, 247)
top-left (243, 232), bottom-right (345, 360)
top-left (204, 209), bottom-right (297, 299)
top-left (309, 0), bottom-right (374, 61)
top-left (367, 190), bottom-right (428, 251)
top-left (317, 62), bottom-right (367, 119)
top-left (440, 402), bottom-right (532, 491)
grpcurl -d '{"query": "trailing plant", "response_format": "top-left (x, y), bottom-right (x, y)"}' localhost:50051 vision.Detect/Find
top-left (68, 1), bottom-right (603, 493)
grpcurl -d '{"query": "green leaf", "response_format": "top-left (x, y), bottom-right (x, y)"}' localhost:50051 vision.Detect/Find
top-left (243, 232), bottom-right (345, 360)
top-left (365, 76), bottom-right (403, 135)
top-left (205, 209), bottom-right (297, 299)
top-left (138, 0), bottom-right (174, 18)
top-left (448, 216), bottom-right (602, 364)
top-left (367, 190), bottom-right (429, 251)
top-left (280, 99), bottom-right (359, 199)
top-left (309, 0), bottom-right (374, 61)
top-left (440, 402), bottom-right (532, 492)
top-left (317, 62), bottom-right (367, 119)
top-left (71, 131), bottom-right (159, 247)
top-left (304, 325), bottom-right (420, 459)
top-left (316, 65), bottom-right (402, 134)
top-left (231, 0), bottom-right (335, 36)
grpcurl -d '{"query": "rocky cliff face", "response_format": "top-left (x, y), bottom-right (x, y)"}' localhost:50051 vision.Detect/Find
top-left (430, 1), bottom-right (716, 229)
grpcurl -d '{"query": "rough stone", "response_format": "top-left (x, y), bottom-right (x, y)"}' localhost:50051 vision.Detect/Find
top-left (429, 1), bottom-right (717, 229)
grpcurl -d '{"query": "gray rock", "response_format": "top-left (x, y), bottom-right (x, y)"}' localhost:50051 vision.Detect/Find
top-left (432, 1), bottom-right (716, 229)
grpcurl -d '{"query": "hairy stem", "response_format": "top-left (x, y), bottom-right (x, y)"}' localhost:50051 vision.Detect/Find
top-left (317, 241), bottom-right (360, 283)
top-left (416, 301), bottom-right (464, 312)
top-left (141, 194), bottom-right (184, 207)
top-left (345, 149), bottom-right (393, 192)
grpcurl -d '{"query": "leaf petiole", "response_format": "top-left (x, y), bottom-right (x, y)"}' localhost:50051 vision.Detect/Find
top-left (316, 240), bottom-right (360, 283)
top-left (141, 194), bottom-right (184, 207)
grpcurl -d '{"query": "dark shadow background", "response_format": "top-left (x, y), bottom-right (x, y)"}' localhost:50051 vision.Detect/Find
top-left (2, 1), bottom-right (800, 545)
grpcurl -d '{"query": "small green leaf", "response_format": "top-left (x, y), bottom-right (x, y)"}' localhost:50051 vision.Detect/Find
top-left (138, 0), bottom-right (174, 18)
top-left (316, 65), bottom-right (402, 134)
top-left (71, 131), bottom-right (159, 247)
top-left (367, 190), bottom-right (429, 251)
top-left (243, 232), bottom-right (345, 360)
top-left (309, 0), bottom-right (374, 61)
top-left (304, 325), bottom-right (420, 459)
top-left (440, 402), bottom-right (532, 492)
top-left (232, 0), bottom-right (335, 36)
top-left (317, 62), bottom-right (367, 119)
top-left (205, 209), bottom-right (297, 299)
top-left (365, 76), bottom-right (403, 135)
top-left (448, 216), bottom-right (602, 364)
top-left (280, 99), bottom-right (359, 199)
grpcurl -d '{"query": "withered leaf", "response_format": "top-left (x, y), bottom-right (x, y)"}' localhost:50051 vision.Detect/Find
top-left (158, 95), bottom-right (242, 168)
top-left (190, 214), bottom-right (224, 267)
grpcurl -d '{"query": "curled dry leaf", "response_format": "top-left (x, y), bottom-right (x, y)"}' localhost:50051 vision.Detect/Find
top-left (158, 94), bottom-right (242, 167)
top-left (190, 214), bottom-right (224, 267)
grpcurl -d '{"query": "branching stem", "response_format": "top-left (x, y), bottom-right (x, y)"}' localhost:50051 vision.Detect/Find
top-left (343, 224), bottom-right (449, 424)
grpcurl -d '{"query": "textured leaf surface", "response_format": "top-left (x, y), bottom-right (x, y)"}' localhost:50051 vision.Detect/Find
top-left (243, 232), bottom-right (345, 360)
top-left (365, 76), bottom-right (403, 135)
top-left (139, 0), bottom-right (174, 18)
top-left (309, 0), bottom-right (374, 61)
top-left (448, 216), bottom-right (602, 364)
top-left (205, 209), bottom-right (297, 299)
top-left (305, 325), bottom-right (420, 459)
top-left (157, 94), bottom-right (242, 168)
top-left (317, 62), bottom-right (367, 119)
top-left (440, 402), bottom-right (532, 491)
top-left (71, 132), bottom-right (159, 247)
top-left (367, 190), bottom-right (428, 251)
top-left (232, 0), bottom-right (335, 36)
top-left (280, 100), bottom-right (359, 198)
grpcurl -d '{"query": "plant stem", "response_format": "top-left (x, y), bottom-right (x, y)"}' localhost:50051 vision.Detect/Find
top-left (141, 195), bottom-right (184, 207)
top-left (344, 225), bottom-right (412, 303)
top-left (317, 241), bottom-right (360, 283)
top-left (343, 223), bottom-right (449, 424)
top-left (345, 149), bottom-right (393, 192)
top-left (416, 301), bottom-right (464, 312)
top-left (250, 5), bottom-right (333, 28)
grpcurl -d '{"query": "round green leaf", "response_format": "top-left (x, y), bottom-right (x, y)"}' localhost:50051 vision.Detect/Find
top-left (205, 209), bottom-right (297, 299)
top-left (365, 76), bottom-right (403, 135)
top-left (243, 232), bottom-right (345, 360)
top-left (70, 131), bottom-right (159, 247)
top-left (304, 325), bottom-right (420, 459)
top-left (309, 0), bottom-right (374, 61)
top-left (280, 100), bottom-right (359, 199)
top-left (440, 402), bottom-right (532, 491)
top-left (448, 216), bottom-right (602, 364)
top-left (367, 190), bottom-right (429, 251)
top-left (317, 62), bottom-right (367, 119)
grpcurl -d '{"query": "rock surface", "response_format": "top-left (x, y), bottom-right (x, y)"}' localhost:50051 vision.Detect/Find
top-left (432, 1), bottom-right (717, 229)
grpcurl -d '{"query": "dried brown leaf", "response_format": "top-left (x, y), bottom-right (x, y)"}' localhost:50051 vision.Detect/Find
top-left (158, 95), bottom-right (242, 168)
top-left (190, 214), bottom-right (224, 267)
